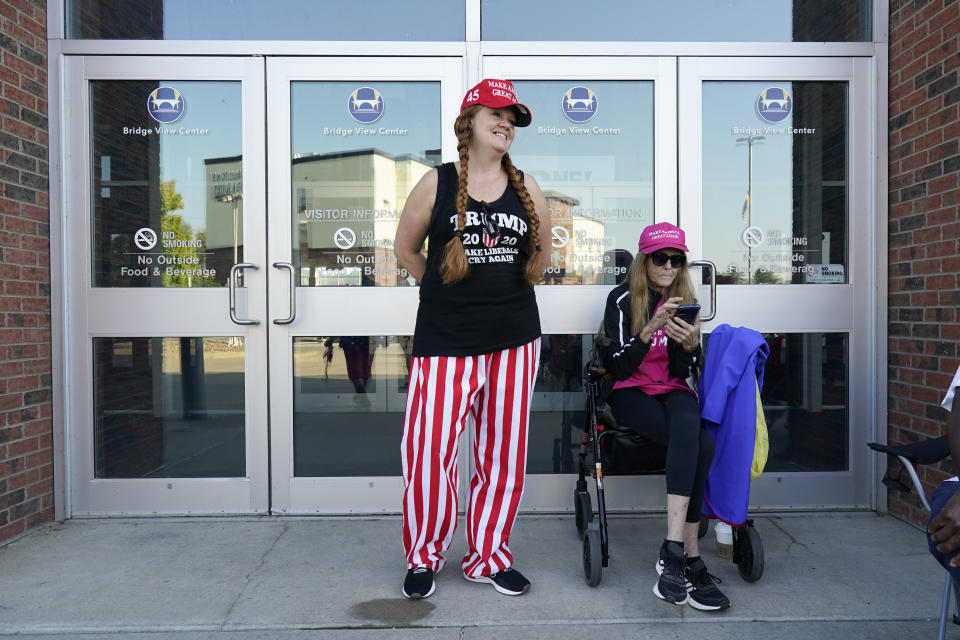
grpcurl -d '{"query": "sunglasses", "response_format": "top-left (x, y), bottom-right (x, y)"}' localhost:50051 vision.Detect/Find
top-left (650, 252), bottom-right (686, 268)
top-left (479, 201), bottom-right (501, 236)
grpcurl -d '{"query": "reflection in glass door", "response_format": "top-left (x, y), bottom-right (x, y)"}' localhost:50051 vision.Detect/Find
top-left (266, 58), bottom-right (462, 513)
top-left (65, 57), bottom-right (268, 515)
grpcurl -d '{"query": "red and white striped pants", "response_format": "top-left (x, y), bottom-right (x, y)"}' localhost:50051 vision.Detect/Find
top-left (401, 338), bottom-right (540, 578)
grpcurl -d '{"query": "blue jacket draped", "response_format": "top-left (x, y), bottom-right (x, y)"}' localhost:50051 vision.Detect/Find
top-left (697, 324), bottom-right (769, 525)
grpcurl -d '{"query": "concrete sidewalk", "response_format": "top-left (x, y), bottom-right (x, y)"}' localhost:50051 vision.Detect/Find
top-left (0, 512), bottom-right (951, 639)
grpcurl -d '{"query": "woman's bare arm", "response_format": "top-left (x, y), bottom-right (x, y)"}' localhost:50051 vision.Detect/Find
top-left (394, 169), bottom-right (437, 283)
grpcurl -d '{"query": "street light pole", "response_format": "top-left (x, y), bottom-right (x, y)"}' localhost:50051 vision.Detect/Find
top-left (232, 201), bottom-right (238, 267)
top-left (216, 192), bottom-right (243, 283)
top-left (736, 135), bottom-right (764, 284)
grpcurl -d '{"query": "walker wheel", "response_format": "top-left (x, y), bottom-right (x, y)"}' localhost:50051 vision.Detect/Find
top-left (574, 489), bottom-right (592, 540)
top-left (583, 524), bottom-right (602, 586)
top-left (735, 523), bottom-right (764, 582)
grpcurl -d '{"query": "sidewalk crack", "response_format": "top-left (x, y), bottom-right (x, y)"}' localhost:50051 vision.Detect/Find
top-left (766, 517), bottom-right (811, 552)
top-left (221, 522), bottom-right (289, 627)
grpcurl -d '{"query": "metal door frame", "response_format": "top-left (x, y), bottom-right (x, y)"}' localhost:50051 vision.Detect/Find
top-left (63, 56), bottom-right (269, 515)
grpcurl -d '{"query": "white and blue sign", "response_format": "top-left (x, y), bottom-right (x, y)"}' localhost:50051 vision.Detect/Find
top-left (147, 87), bottom-right (185, 123)
top-left (348, 87), bottom-right (384, 124)
top-left (756, 87), bottom-right (792, 123)
top-left (562, 86), bottom-right (597, 123)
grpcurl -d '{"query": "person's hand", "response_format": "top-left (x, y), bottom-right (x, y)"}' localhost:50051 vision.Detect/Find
top-left (664, 313), bottom-right (701, 353)
top-left (644, 297), bottom-right (683, 335)
top-left (929, 490), bottom-right (960, 566)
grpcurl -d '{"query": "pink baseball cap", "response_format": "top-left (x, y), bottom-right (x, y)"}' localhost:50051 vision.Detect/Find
top-left (461, 79), bottom-right (532, 127)
top-left (637, 222), bottom-right (689, 254)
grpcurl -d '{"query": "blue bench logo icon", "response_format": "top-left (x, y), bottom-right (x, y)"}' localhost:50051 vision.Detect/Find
top-left (562, 86), bottom-right (598, 123)
top-left (147, 87), bottom-right (185, 123)
top-left (756, 87), bottom-right (792, 123)
top-left (349, 87), bottom-right (384, 124)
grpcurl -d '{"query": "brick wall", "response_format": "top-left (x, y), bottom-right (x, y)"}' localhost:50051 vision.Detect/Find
top-left (888, 0), bottom-right (960, 526)
top-left (0, 0), bottom-right (51, 544)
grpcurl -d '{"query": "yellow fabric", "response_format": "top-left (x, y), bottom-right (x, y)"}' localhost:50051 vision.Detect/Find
top-left (751, 378), bottom-right (768, 480)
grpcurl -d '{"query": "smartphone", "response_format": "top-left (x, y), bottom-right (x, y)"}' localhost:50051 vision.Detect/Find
top-left (674, 304), bottom-right (700, 324)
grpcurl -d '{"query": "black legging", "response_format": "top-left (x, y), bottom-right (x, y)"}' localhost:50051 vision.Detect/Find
top-left (609, 387), bottom-right (714, 524)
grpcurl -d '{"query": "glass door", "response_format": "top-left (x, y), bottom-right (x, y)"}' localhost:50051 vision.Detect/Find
top-left (265, 58), bottom-right (462, 513)
top-left (480, 57), bottom-right (683, 510)
top-left (679, 57), bottom-right (873, 508)
top-left (64, 56), bottom-right (268, 514)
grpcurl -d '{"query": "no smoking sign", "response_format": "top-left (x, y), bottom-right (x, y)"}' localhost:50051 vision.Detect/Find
top-left (742, 226), bottom-right (765, 248)
top-left (334, 227), bottom-right (357, 250)
top-left (134, 228), bottom-right (158, 250)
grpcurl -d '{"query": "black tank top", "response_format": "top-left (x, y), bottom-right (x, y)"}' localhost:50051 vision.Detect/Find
top-left (412, 162), bottom-right (541, 357)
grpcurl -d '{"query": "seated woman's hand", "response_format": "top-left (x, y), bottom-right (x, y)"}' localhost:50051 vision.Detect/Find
top-left (645, 296), bottom-right (682, 334)
top-left (664, 314), bottom-right (701, 353)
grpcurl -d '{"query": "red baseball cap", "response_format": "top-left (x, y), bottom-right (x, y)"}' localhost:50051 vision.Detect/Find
top-left (638, 222), bottom-right (689, 254)
top-left (461, 79), bottom-right (532, 127)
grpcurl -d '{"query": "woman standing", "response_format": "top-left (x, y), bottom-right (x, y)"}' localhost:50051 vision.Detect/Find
top-left (394, 79), bottom-right (551, 599)
top-left (601, 222), bottom-right (730, 611)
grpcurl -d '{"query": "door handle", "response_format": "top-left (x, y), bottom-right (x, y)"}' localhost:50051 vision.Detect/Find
top-left (229, 263), bottom-right (260, 325)
top-left (691, 260), bottom-right (717, 322)
top-left (272, 262), bottom-right (297, 325)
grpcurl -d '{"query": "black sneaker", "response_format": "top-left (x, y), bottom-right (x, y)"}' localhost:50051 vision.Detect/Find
top-left (465, 567), bottom-right (531, 596)
top-left (685, 557), bottom-right (730, 611)
top-left (402, 567), bottom-right (435, 599)
top-left (653, 540), bottom-right (688, 605)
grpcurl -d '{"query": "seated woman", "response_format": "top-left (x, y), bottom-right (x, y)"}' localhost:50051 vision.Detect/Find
top-left (600, 222), bottom-right (729, 612)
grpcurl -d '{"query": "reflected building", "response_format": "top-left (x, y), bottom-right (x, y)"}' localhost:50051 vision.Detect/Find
top-left (792, 0), bottom-right (868, 42)
top-left (92, 81), bottom-right (163, 287)
top-left (543, 190), bottom-right (577, 285)
top-left (791, 82), bottom-right (848, 285)
top-left (182, 149), bottom-right (634, 289)
top-left (204, 156), bottom-right (244, 281)
top-left (544, 190), bottom-right (606, 285)
top-left (543, 190), bottom-right (633, 286)
top-left (70, 0), bottom-right (163, 39)
top-left (292, 149), bottom-right (434, 287)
